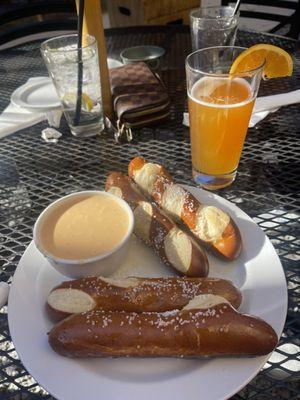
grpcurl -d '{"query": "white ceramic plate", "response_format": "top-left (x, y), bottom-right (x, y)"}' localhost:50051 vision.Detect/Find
top-left (107, 58), bottom-right (123, 69)
top-left (8, 186), bottom-right (287, 400)
top-left (10, 59), bottom-right (121, 113)
top-left (11, 77), bottom-right (61, 112)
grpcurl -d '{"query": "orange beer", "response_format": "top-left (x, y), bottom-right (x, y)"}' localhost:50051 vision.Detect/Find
top-left (186, 46), bottom-right (263, 189)
top-left (188, 77), bottom-right (255, 176)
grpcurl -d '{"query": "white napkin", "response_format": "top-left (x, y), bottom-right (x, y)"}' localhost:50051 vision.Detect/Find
top-left (183, 89), bottom-right (300, 128)
top-left (249, 89), bottom-right (300, 127)
top-left (0, 77), bottom-right (62, 139)
top-left (0, 102), bottom-right (44, 139)
top-left (248, 109), bottom-right (279, 128)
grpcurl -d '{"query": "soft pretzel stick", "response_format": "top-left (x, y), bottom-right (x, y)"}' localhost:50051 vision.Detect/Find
top-left (46, 276), bottom-right (242, 322)
top-left (128, 157), bottom-right (242, 260)
top-left (105, 172), bottom-right (209, 277)
top-left (48, 295), bottom-right (277, 358)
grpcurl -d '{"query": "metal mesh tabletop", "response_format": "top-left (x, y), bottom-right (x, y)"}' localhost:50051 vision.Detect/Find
top-left (0, 26), bottom-right (299, 399)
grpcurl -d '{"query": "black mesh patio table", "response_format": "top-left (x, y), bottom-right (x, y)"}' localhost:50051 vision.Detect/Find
top-left (0, 26), bottom-right (299, 399)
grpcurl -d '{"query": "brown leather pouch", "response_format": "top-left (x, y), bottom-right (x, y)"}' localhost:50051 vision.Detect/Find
top-left (110, 62), bottom-right (170, 141)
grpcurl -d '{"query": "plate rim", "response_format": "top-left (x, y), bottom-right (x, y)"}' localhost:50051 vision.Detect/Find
top-left (8, 186), bottom-right (288, 400)
top-left (11, 77), bottom-right (61, 111)
top-left (10, 58), bottom-right (122, 113)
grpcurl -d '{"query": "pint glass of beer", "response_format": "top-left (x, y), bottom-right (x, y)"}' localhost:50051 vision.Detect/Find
top-left (186, 47), bottom-right (264, 190)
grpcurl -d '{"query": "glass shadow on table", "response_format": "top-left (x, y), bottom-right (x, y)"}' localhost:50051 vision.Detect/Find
top-left (0, 156), bottom-right (31, 227)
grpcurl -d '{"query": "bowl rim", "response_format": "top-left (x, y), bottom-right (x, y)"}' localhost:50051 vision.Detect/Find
top-left (120, 45), bottom-right (165, 61)
top-left (33, 190), bottom-right (134, 265)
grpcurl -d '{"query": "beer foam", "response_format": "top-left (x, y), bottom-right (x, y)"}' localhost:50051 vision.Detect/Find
top-left (189, 77), bottom-right (253, 109)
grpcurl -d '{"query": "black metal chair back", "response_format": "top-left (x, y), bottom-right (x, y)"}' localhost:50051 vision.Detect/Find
top-left (0, 0), bottom-right (77, 48)
top-left (221, 0), bottom-right (300, 39)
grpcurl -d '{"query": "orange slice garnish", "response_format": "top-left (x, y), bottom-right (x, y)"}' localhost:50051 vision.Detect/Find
top-left (230, 44), bottom-right (293, 79)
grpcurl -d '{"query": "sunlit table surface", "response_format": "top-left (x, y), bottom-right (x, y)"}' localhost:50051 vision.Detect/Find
top-left (0, 26), bottom-right (299, 400)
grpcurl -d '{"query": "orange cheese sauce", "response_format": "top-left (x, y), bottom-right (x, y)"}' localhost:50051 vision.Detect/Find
top-left (40, 194), bottom-right (129, 259)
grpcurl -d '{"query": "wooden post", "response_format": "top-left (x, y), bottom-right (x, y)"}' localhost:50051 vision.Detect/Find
top-left (75, 0), bottom-right (113, 119)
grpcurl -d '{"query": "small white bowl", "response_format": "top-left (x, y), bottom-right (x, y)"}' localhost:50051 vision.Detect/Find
top-left (33, 191), bottom-right (134, 279)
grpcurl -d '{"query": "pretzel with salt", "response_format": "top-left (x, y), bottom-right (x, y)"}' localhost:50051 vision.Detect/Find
top-left (128, 157), bottom-right (242, 260)
top-left (105, 172), bottom-right (209, 277)
top-left (49, 295), bottom-right (277, 358)
top-left (46, 276), bottom-right (242, 322)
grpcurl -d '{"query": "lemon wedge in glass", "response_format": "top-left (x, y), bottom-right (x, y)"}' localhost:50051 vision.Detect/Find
top-left (62, 92), bottom-right (94, 112)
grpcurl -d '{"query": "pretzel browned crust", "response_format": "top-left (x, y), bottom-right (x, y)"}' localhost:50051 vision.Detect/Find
top-left (128, 157), bottom-right (242, 260)
top-left (46, 276), bottom-right (242, 322)
top-left (48, 298), bottom-right (277, 358)
top-left (105, 172), bottom-right (209, 277)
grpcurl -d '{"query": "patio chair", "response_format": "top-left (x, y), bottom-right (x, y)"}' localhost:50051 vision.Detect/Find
top-left (0, 0), bottom-right (77, 50)
top-left (221, 0), bottom-right (300, 39)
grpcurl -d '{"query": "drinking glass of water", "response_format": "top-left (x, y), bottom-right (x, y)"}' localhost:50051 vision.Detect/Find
top-left (41, 34), bottom-right (104, 137)
top-left (190, 6), bottom-right (239, 51)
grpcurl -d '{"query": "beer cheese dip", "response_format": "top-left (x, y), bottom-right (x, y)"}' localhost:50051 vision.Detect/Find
top-left (40, 194), bottom-right (130, 260)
